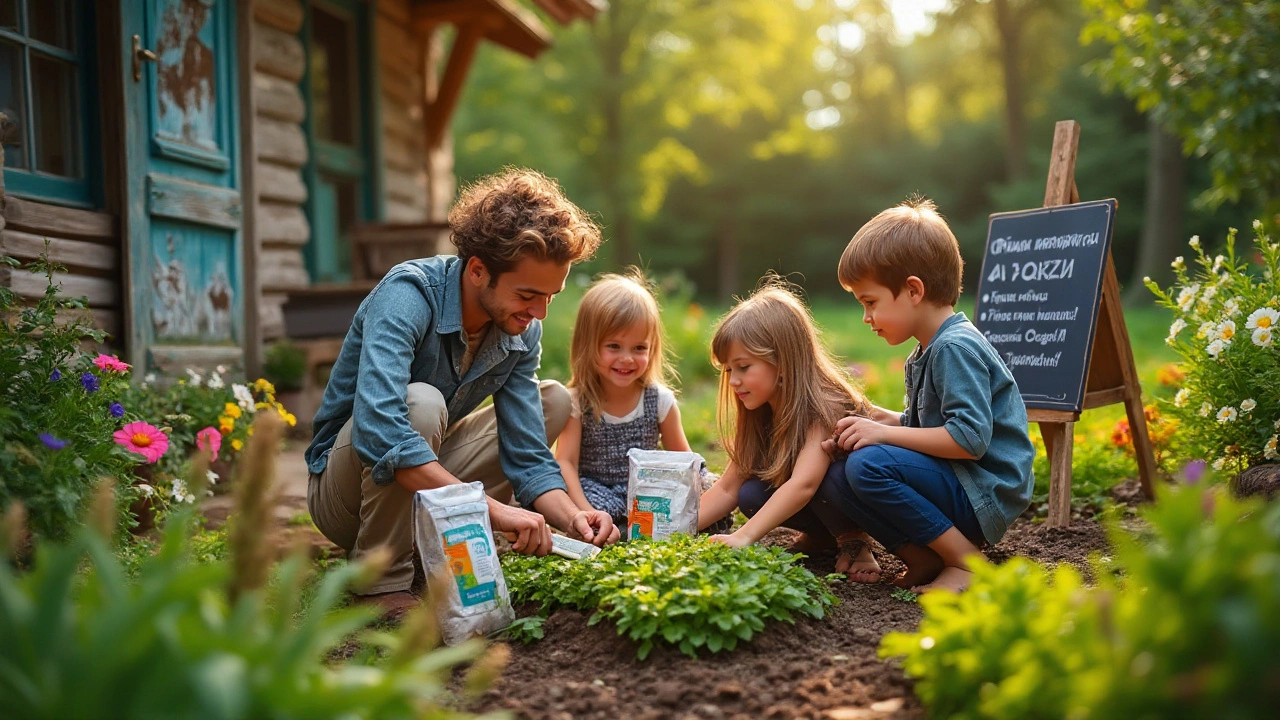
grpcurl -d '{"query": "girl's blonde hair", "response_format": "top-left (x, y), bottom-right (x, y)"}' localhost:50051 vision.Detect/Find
top-left (712, 282), bottom-right (870, 487)
top-left (568, 270), bottom-right (674, 419)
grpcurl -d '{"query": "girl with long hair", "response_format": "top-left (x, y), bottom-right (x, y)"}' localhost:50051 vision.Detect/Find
top-left (698, 282), bottom-right (881, 581)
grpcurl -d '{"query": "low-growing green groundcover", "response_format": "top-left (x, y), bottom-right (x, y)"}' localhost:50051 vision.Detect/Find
top-left (500, 534), bottom-right (840, 659)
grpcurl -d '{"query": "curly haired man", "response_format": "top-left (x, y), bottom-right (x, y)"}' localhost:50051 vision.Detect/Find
top-left (305, 169), bottom-right (617, 616)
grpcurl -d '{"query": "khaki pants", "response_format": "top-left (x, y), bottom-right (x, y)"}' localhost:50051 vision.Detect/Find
top-left (308, 380), bottom-right (570, 595)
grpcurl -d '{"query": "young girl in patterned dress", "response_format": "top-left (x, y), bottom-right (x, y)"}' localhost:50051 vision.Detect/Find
top-left (555, 272), bottom-right (693, 528)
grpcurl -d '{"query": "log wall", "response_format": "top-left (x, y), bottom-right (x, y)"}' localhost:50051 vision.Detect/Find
top-left (253, 0), bottom-right (310, 340)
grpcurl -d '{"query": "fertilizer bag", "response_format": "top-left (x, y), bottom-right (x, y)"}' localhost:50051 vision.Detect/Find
top-left (412, 482), bottom-right (514, 645)
top-left (626, 449), bottom-right (703, 540)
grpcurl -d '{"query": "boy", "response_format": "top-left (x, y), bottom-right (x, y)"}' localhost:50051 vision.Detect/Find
top-left (821, 197), bottom-right (1036, 593)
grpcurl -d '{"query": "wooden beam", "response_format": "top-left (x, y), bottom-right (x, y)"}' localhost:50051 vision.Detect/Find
top-left (1, 230), bottom-right (119, 271)
top-left (426, 22), bottom-right (485, 150)
top-left (254, 0), bottom-right (304, 34)
top-left (239, 0), bottom-right (263, 377)
top-left (2, 197), bottom-right (116, 239)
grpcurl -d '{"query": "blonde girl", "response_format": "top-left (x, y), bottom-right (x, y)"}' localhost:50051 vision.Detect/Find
top-left (697, 283), bottom-right (881, 581)
top-left (556, 272), bottom-right (692, 526)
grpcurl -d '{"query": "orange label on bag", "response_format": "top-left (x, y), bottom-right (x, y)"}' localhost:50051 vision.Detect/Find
top-left (444, 538), bottom-right (474, 579)
top-left (628, 498), bottom-right (655, 540)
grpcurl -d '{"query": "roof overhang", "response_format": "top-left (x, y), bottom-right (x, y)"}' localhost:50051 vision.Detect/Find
top-left (412, 0), bottom-right (602, 59)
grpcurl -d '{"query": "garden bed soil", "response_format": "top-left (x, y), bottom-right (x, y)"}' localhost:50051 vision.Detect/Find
top-left (472, 506), bottom-right (1119, 720)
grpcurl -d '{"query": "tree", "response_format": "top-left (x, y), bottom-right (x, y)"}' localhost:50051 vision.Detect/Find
top-left (1085, 0), bottom-right (1280, 217)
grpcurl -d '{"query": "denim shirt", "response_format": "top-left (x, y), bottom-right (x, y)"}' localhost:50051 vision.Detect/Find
top-left (902, 312), bottom-right (1036, 545)
top-left (304, 256), bottom-right (565, 507)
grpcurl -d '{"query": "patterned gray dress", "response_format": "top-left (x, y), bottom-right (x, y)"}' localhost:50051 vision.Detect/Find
top-left (578, 385), bottom-right (662, 526)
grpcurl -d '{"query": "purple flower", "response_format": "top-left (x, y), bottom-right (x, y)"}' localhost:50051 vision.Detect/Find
top-left (39, 433), bottom-right (66, 451)
top-left (109, 402), bottom-right (125, 418)
top-left (1182, 459), bottom-right (1208, 485)
top-left (49, 369), bottom-right (61, 381)
top-left (80, 372), bottom-right (99, 393)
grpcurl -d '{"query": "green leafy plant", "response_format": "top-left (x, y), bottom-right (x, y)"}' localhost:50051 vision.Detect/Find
top-left (880, 481), bottom-right (1280, 719)
top-left (1145, 223), bottom-right (1280, 471)
top-left (262, 340), bottom-right (307, 393)
top-left (502, 533), bottom-right (838, 659)
top-left (0, 253), bottom-right (142, 541)
top-left (499, 616), bottom-right (546, 645)
top-left (0, 415), bottom-right (497, 720)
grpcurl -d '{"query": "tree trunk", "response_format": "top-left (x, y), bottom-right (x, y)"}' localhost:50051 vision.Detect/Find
top-left (597, 3), bottom-right (632, 265)
top-left (1125, 119), bottom-right (1186, 304)
top-left (993, 0), bottom-right (1027, 181)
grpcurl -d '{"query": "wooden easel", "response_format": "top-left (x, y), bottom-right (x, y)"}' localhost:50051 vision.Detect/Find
top-left (1032, 120), bottom-right (1157, 527)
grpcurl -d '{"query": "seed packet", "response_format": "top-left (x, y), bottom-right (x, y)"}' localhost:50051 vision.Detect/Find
top-left (412, 482), bottom-right (514, 645)
top-left (626, 449), bottom-right (703, 541)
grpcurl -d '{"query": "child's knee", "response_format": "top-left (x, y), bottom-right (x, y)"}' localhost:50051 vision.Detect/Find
top-left (843, 447), bottom-right (893, 494)
top-left (736, 479), bottom-right (770, 518)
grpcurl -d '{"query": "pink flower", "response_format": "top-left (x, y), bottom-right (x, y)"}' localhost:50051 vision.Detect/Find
top-left (113, 422), bottom-right (169, 464)
top-left (195, 426), bottom-right (222, 461)
top-left (93, 354), bottom-right (131, 373)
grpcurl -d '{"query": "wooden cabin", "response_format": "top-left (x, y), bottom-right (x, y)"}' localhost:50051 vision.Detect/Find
top-left (0, 0), bottom-right (599, 389)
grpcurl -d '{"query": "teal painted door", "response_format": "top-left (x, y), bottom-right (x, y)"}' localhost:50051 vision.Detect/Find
top-left (123, 0), bottom-right (243, 369)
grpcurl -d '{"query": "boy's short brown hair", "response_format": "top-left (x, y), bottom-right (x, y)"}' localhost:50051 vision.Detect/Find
top-left (449, 168), bottom-right (602, 282)
top-left (837, 196), bottom-right (963, 306)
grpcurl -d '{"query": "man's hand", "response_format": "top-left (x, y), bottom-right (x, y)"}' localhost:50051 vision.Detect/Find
top-left (568, 509), bottom-right (621, 546)
top-left (830, 416), bottom-right (891, 452)
top-left (708, 531), bottom-right (752, 549)
top-left (489, 503), bottom-right (553, 556)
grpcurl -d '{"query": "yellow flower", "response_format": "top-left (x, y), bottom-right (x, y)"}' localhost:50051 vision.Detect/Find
top-left (223, 402), bottom-right (242, 419)
top-left (218, 416), bottom-right (235, 434)
top-left (231, 438), bottom-right (244, 451)
top-left (253, 378), bottom-right (276, 395)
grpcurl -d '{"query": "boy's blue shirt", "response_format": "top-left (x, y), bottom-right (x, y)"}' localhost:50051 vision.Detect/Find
top-left (303, 255), bottom-right (565, 508)
top-left (901, 312), bottom-right (1036, 544)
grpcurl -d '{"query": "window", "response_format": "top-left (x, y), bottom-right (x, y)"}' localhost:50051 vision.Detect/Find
top-left (304, 0), bottom-right (375, 283)
top-left (0, 0), bottom-right (96, 206)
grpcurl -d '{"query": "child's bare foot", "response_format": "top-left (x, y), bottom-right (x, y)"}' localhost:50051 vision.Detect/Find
top-left (787, 531), bottom-right (835, 555)
top-left (911, 566), bottom-right (972, 594)
top-left (834, 532), bottom-right (881, 583)
top-left (892, 543), bottom-right (945, 589)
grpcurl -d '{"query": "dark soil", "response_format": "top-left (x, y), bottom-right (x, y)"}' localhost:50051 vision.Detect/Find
top-left (472, 506), bottom-right (1118, 720)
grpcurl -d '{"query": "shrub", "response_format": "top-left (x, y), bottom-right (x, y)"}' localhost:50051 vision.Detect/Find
top-left (0, 415), bottom-right (497, 720)
top-left (1145, 222), bottom-right (1280, 471)
top-left (263, 340), bottom-right (307, 392)
top-left (0, 254), bottom-right (141, 541)
top-left (501, 533), bottom-right (838, 659)
top-left (880, 481), bottom-right (1280, 718)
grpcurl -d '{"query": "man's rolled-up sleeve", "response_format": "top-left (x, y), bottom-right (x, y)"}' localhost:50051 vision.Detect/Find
top-left (493, 322), bottom-right (566, 507)
top-left (351, 278), bottom-right (439, 485)
top-left (935, 344), bottom-right (995, 459)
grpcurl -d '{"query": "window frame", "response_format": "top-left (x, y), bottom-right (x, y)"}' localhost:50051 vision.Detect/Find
top-left (0, 0), bottom-right (99, 208)
top-left (301, 0), bottom-right (383, 284)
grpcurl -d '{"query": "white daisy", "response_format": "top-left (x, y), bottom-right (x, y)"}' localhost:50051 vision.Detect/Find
top-left (1217, 406), bottom-right (1238, 423)
top-left (1207, 339), bottom-right (1228, 358)
top-left (1216, 320), bottom-right (1237, 342)
top-left (172, 478), bottom-right (189, 502)
top-left (1265, 435), bottom-right (1278, 461)
top-left (206, 469), bottom-right (219, 486)
top-left (1246, 307), bottom-right (1279, 330)
top-left (137, 483), bottom-right (154, 497)
top-left (1174, 388), bottom-right (1191, 407)
top-left (1212, 255), bottom-right (1225, 272)
top-left (1197, 321), bottom-right (1217, 339)
top-left (1254, 326), bottom-right (1274, 347)
top-left (1201, 285), bottom-right (1218, 304)
top-left (144, 372), bottom-right (157, 384)
top-left (1254, 219), bottom-right (1264, 233)
top-left (207, 372), bottom-right (225, 390)
top-left (1223, 297), bottom-right (1243, 316)
top-left (233, 383), bottom-right (256, 412)
top-left (1166, 318), bottom-right (1187, 344)
top-left (185, 368), bottom-right (203, 387)
top-left (1171, 256), bottom-right (1185, 271)
top-left (1199, 402), bottom-right (1214, 417)
top-left (1189, 235), bottom-right (1201, 249)
top-left (1241, 399), bottom-right (1257, 413)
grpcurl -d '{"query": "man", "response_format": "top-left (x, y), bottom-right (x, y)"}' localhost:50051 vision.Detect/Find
top-left (306, 169), bottom-right (619, 615)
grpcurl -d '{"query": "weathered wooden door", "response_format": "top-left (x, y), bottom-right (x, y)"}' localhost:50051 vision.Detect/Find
top-left (122, 0), bottom-right (243, 372)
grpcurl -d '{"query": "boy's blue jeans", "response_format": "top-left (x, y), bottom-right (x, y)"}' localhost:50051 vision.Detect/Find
top-left (738, 445), bottom-right (983, 553)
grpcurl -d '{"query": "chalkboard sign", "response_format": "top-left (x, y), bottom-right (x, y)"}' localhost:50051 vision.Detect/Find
top-left (973, 199), bottom-right (1117, 412)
